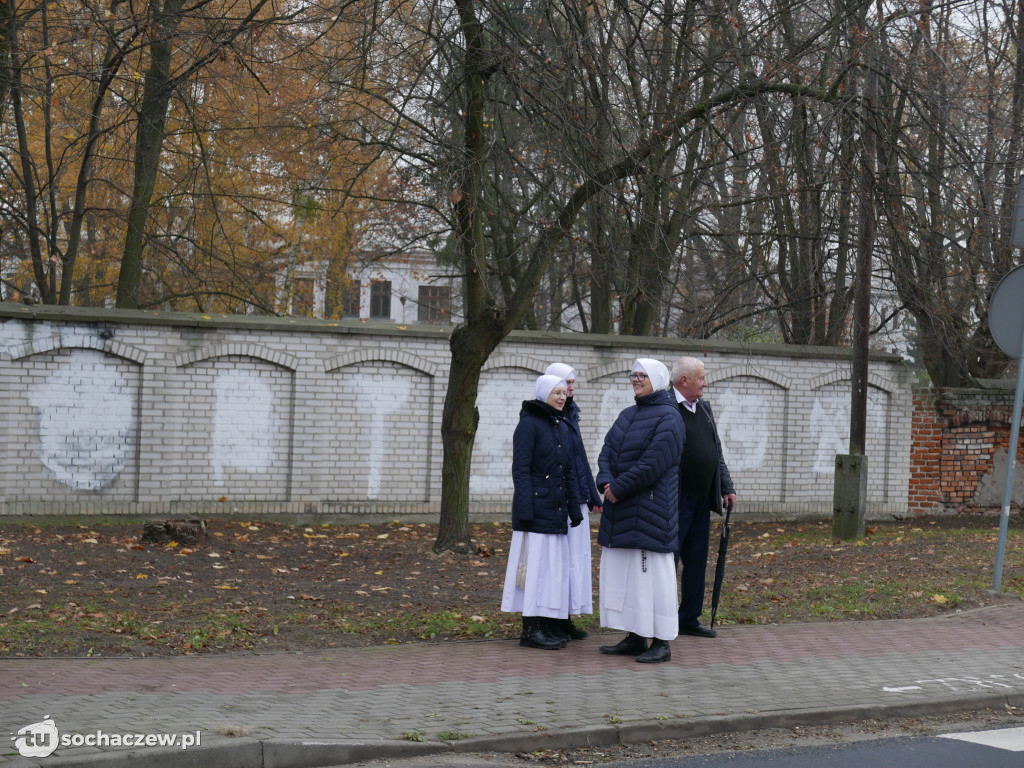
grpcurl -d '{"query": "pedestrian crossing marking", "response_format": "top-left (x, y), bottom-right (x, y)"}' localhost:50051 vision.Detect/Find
top-left (939, 726), bottom-right (1024, 752)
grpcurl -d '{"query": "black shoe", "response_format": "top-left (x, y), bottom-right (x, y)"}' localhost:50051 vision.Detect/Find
top-left (520, 617), bottom-right (562, 650)
top-left (599, 632), bottom-right (648, 655)
top-left (679, 623), bottom-right (717, 638)
top-left (562, 619), bottom-right (589, 640)
top-left (540, 618), bottom-right (569, 647)
top-left (636, 639), bottom-right (671, 664)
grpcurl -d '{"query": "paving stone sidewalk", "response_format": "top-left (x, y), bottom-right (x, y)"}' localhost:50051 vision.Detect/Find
top-left (3, 603), bottom-right (1024, 768)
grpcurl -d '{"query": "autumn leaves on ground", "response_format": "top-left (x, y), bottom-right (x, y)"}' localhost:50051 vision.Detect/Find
top-left (1, 515), bottom-right (1022, 657)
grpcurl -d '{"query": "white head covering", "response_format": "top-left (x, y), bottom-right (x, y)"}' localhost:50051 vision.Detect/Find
top-left (632, 358), bottom-right (670, 391)
top-left (545, 362), bottom-right (577, 381)
top-left (535, 374), bottom-right (566, 402)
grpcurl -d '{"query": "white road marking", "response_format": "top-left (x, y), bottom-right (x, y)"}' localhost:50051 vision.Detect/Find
top-left (882, 686), bottom-right (923, 692)
top-left (939, 726), bottom-right (1024, 752)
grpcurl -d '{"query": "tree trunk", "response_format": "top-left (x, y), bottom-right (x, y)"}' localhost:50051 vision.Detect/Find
top-left (62, 46), bottom-right (123, 305)
top-left (849, 42), bottom-right (878, 456)
top-left (5, 1), bottom-right (52, 304)
top-left (116, 0), bottom-right (183, 309)
top-left (435, 0), bottom-right (493, 553)
top-left (586, 189), bottom-right (617, 334)
top-left (435, 319), bottom-right (505, 553)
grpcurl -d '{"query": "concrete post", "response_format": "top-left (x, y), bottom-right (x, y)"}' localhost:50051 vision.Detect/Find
top-left (833, 454), bottom-right (867, 540)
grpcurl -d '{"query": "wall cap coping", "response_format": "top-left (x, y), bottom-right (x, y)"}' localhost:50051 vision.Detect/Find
top-left (0, 303), bottom-right (907, 363)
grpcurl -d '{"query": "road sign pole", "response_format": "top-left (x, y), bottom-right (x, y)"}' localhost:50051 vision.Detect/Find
top-left (993, 330), bottom-right (1024, 592)
top-left (990, 182), bottom-right (1024, 592)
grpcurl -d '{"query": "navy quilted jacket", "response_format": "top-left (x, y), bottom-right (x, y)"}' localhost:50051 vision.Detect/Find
top-left (563, 398), bottom-right (601, 509)
top-left (596, 389), bottom-right (685, 552)
top-left (511, 400), bottom-right (583, 534)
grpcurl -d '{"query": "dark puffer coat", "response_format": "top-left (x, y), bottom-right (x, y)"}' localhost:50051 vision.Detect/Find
top-left (511, 400), bottom-right (583, 534)
top-left (563, 398), bottom-right (601, 509)
top-left (596, 388), bottom-right (685, 553)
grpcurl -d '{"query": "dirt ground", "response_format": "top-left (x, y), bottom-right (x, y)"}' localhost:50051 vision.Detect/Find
top-left (1, 513), bottom-right (1022, 658)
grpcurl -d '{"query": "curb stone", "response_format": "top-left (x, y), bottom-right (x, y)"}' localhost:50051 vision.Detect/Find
top-left (15, 692), bottom-right (1024, 768)
top-left (2, 739), bottom-right (263, 768)
top-left (447, 724), bottom-right (619, 754)
top-left (262, 739), bottom-right (444, 768)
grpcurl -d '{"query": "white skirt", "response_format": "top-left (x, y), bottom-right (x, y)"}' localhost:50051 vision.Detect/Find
top-left (566, 504), bottom-right (593, 615)
top-left (599, 546), bottom-right (679, 641)
top-left (500, 530), bottom-right (571, 618)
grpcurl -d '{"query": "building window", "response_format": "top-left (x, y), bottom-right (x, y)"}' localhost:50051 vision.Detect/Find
top-left (343, 282), bottom-right (360, 318)
top-left (418, 285), bottom-right (450, 324)
top-left (292, 278), bottom-right (316, 317)
top-left (370, 280), bottom-right (391, 319)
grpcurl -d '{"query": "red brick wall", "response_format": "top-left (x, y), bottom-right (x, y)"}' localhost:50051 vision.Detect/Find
top-left (909, 388), bottom-right (1023, 515)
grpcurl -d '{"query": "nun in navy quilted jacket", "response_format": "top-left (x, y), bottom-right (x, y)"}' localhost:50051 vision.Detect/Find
top-left (594, 358), bottom-right (684, 664)
top-left (500, 374), bottom-right (582, 650)
top-left (544, 361), bottom-right (600, 643)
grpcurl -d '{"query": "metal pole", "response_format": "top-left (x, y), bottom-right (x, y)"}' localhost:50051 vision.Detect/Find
top-left (993, 330), bottom-right (1024, 592)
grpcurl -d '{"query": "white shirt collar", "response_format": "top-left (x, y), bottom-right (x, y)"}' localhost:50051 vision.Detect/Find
top-left (673, 386), bottom-right (698, 412)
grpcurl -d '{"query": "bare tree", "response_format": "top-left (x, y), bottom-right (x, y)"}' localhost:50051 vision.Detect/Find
top-left (308, 0), bottom-right (858, 550)
top-left (115, 0), bottom-right (279, 308)
top-left (0, 0), bottom-right (135, 304)
top-left (875, 0), bottom-right (1023, 386)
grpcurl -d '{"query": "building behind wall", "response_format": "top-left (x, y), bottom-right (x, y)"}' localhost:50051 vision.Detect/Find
top-left (275, 250), bottom-right (460, 325)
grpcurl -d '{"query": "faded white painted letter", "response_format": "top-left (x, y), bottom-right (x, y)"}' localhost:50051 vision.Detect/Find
top-left (28, 351), bottom-right (134, 491)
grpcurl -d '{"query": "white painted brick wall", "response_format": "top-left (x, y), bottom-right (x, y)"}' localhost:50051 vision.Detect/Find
top-left (0, 306), bottom-right (913, 520)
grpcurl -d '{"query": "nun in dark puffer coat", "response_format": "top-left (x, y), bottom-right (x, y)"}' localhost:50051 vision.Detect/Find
top-left (595, 358), bottom-right (685, 664)
top-left (500, 374), bottom-right (583, 650)
top-left (544, 361), bottom-right (601, 643)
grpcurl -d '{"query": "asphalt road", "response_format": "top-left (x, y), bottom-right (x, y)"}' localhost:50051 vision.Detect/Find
top-left (599, 727), bottom-right (1024, 767)
top-left (345, 718), bottom-right (1024, 768)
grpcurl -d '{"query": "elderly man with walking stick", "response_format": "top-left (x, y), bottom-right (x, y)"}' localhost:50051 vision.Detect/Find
top-left (671, 356), bottom-right (737, 638)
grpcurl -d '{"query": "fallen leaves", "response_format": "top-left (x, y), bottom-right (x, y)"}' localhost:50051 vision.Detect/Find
top-left (0, 516), bottom-right (1014, 660)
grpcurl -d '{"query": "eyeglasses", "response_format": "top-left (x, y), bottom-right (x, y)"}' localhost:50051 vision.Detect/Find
top-left (628, 373), bottom-right (649, 382)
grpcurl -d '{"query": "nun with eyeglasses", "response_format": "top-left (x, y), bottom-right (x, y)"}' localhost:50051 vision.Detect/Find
top-left (501, 374), bottom-right (583, 650)
top-left (595, 358), bottom-right (685, 664)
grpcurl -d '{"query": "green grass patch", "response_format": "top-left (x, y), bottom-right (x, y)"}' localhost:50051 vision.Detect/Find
top-left (438, 731), bottom-right (474, 741)
top-left (330, 608), bottom-right (511, 641)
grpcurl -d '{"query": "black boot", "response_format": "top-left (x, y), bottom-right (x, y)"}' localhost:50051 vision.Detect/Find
top-left (520, 617), bottom-right (562, 650)
top-left (635, 638), bottom-right (671, 664)
top-left (599, 632), bottom-right (648, 656)
top-left (561, 618), bottom-right (589, 640)
top-left (540, 617), bottom-right (569, 647)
